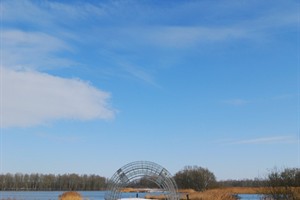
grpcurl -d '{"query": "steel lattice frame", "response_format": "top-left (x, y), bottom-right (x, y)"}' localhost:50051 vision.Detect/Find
top-left (105, 161), bottom-right (179, 200)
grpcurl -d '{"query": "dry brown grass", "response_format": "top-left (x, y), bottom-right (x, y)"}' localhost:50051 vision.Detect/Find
top-left (147, 188), bottom-right (236, 200)
top-left (260, 187), bottom-right (300, 199)
top-left (124, 187), bottom-right (300, 200)
top-left (121, 187), bottom-right (137, 192)
top-left (215, 187), bottom-right (266, 194)
top-left (178, 189), bottom-right (196, 194)
top-left (59, 191), bottom-right (83, 200)
top-left (217, 186), bottom-right (300, 197)
top-left (180, 187), bottom-right (300, 200)
top-left (186, 189), bottom-right (236, 200)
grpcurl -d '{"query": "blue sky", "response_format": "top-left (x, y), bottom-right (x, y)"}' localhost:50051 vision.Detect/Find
top-left (0, 0), bottom-right (299, 180)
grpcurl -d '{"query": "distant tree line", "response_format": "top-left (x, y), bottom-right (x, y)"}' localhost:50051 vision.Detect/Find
top-left (0, 173), bottom-right (107, 191)
top-left (1, 166), bottom-right (299, 195)
top-left (127, 177), bottom-right (157, 188)
top-left (218, 178), bottom-right (266, 188)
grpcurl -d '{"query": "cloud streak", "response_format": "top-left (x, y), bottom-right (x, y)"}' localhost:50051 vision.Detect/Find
top-left (227, 136), bottom-right (297, 145)
top-left (128, 26), bottom-right (247, 49)
top-left (1, 67), bottom-right (115, 128)
top-left (2, 30), bottom-right (76, 70)
top-left (3, 0), bottom-right (298, 51)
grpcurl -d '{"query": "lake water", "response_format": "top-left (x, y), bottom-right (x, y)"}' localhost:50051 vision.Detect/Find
top-left (237, 194), bottom-right (265, 200)
top-left (0, 191), bottom-right (265, 200)
top-left (0, 191), bottom-right (149, 200)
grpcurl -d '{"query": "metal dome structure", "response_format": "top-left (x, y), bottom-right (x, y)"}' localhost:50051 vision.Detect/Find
top-left (105, 161), bottom-right (179, 200)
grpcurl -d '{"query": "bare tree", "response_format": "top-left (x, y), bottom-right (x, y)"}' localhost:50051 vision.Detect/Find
top-left (265, 167), bottom-right (300, 200)
top-left (174, 166), bottom-right (217, 191)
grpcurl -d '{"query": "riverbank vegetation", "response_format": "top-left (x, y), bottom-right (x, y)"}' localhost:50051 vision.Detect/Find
top-left (0, 166), bottom-right (299, 199)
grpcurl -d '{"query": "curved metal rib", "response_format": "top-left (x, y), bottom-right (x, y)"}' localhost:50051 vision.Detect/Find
top-left (105, 161), bottom-right (179, 200)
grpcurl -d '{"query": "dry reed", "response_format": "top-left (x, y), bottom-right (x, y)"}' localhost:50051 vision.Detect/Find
top-left (59, 191), bottom-right (83, 200)
top-left (146, 188), bottom-right (236, 200)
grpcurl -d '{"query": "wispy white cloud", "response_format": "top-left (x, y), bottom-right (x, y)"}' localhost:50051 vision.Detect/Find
top-left (272, 94), bottom-right (297, 100)
top-left (1, 2), bottom-right (117, 128)
top-left (2, 0), bottom-right (52, 26)
top-left (1, 0), bottom-right (298, 123)
top-left (251, 9), bottom-right (299, 30)
top-left (121, 7), bottom-right (298, 49)
top-left (120, 63), bottom-right (159, 87)
top-left (44, 1), bottom-right (106, 20)
top-left (4, 0), bottom-right (298, 51)
top-left (1, 67), bottom-right (115, 128)
top-left (222, 93), bottom-right (296, 107)
top-left (2, 1), bottom-right (298, 69)
top-left (134, 26), bottom-right (247, 48)
top-left (1, 0), bottom-right (106, 28)
top-left (36, 132), bottom-right (81, 143)
top-left (2, 30), bottom-right (76, 70)
top-left (226, 136), bottom-right (297, 145)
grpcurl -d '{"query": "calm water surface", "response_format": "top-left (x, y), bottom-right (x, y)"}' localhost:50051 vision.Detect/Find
top-left (0, 191), bottom-right (265, 200)
top-left (0, 191), bottom-right (149, 200)
top-left (0, 191), bottom-right (105, 200)
top-left (237, 194), bottom-right (265, 200)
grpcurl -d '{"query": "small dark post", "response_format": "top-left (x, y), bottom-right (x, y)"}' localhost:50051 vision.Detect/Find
top-left (136, 193), bottom-right (139, 198)
top-left (186, 194), bottom-right (189, 200)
